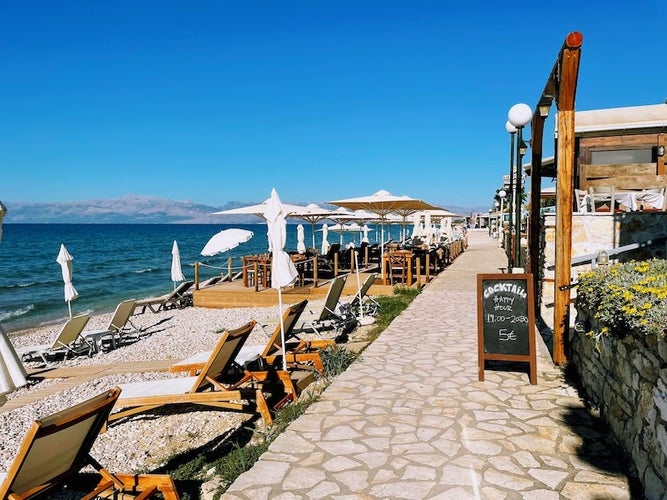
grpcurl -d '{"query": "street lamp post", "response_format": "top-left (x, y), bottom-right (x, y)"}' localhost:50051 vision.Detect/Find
top-left (505, 121), bottom-right (517, 272)
top-left (508, 103), bottom-right (533, 272)
top-left (497, 189), bottom-right (507, 254)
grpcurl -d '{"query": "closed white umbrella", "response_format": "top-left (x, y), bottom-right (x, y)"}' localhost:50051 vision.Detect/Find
top-left (321, 224), bottom-right (330, 254)
top-left (362, 224), bottom-right (370, 244)
top-left (171, 240), bottom-right (186, 289)
top-left (411, 213), bottom-right (421, 239)
top-left (296, 224), bottom-right (306, 254)
top-left (56, 244), bottom-right (78, 318)
top-left (0, 323), bottom-right (27, 395)
top-left (423, 212), bottom-right (432, 239)
top-left (263, 188), bottom-right (298, 371)
top-left (0, 201), bottom-right (27, 395)
top-left (290, 203), bottom-right (337, 249)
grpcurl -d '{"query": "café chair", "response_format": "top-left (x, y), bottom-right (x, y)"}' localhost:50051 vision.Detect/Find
top-left (588, 186), bottom-right (616, 213)
top-left (386, 252), bottom-right (409, 285)
top-left (574, 189), bottom-right (591, 213)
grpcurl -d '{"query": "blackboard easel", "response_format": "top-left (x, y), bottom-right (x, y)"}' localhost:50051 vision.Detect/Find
top-left (477, 273), bottom-right (537, 384)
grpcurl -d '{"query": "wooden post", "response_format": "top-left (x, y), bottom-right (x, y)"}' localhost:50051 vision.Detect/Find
top-left (227, 257), bottom-right (233, 281)
top-left (313, 256), bottom-right (319, 287)
top-left (254, 261), bottom-right (259, 292)
top-left (194, 262), bottom-right (200, 290)
top-left (426, 253), bottom-right (431, 282)
top-left (552, 32), bottom-right (582, 365)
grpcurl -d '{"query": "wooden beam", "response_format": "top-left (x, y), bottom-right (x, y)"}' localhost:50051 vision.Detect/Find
top-left (552, 32), bottom-right (582, 366)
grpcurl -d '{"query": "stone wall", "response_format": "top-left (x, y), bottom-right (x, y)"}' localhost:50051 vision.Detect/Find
top-left (541, 212), bottom-right (667, 306)
top-left (569, 324), bottom-right (667, 499)
top-left (541, 212), bottom-right (667, 498)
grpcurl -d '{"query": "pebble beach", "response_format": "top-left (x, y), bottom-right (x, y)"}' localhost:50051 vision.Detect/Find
top-left (0, 298), bottom-right (329, 477)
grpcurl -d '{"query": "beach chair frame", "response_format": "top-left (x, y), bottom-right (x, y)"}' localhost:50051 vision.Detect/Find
top-left (17, 314), bottom-right (94, 364)
top-left (109, 321), bottom-right (297, 426)
top-left (135, 281), bottom-right (194, 314)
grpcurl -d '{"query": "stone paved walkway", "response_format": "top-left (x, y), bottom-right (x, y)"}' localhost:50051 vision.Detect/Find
top-left (223, 230), bottom-right (637, 499)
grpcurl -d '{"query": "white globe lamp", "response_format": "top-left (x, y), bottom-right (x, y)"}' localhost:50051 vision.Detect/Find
top-left (508, 103), bottom-right (533, 128)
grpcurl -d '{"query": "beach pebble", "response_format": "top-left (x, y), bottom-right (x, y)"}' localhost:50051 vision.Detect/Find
top-left (0, 299), bottom-right (328, 476)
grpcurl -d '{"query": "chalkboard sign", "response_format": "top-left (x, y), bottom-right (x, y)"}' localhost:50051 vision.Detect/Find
top-left (477, 273), bottom-right (536, 384)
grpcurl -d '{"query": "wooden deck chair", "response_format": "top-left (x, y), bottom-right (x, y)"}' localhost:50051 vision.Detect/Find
top-left (0, 386), bottom-right (179, 499)
top-left (135, 281), bottom-right (194, 314)
top-left (108, 321), bottom-right (297, 427)
top-left (170, 300), bottom-right (332, 376)
top-left (16, 315), bottom-right (93, 364)
top-left (297, 275), bottom-right (356, 340)
top-left (82, 299), bottom-right (141, 351)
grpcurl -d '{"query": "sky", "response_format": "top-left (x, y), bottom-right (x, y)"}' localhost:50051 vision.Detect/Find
top-left (2, 1), bottom-right (666, 212)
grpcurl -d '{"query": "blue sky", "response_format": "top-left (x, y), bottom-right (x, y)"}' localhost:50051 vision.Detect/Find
top-left (2, 1), bottom-right (666, 212)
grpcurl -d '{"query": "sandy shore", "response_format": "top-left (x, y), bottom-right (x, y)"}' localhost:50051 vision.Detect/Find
top-left (0, 297), bottom-right (330, 477)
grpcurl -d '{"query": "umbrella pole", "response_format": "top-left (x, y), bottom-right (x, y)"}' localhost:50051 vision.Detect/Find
top-left (278, 289), bottom-right (287, 371)
top-left (380, 219), bottom-right (386, 282)
top-left (355, 252), bottom-right (363, 320)
top-left (67, 301), bottom-right (72, 319)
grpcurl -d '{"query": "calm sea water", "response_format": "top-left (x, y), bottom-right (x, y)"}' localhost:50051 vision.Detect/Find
top-left (0, 223), bottom-right (400, 333)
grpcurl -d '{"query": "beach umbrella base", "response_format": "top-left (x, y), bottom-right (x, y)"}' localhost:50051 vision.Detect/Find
top-left (358, 316), bottom-right (376, 326)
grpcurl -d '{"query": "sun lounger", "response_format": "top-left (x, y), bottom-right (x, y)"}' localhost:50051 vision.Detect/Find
top-left (83, 299), bottom-right (141, 351)
top-left (109, 320), bottom-right (298, 426)
top-left (199, 275), bottom-right (223, 288)
top-left (341, 273), bottom-right (380, 319)
top-left (171, 300), bottom-right (331, 375)
top-left (0, 386), bottom-right (180, 499)
top-left (135, 281), bottom-right (194, 314)
top-left (297, 276), bottom-right (357, 340)
top-left (16, 314), bottom-right (93, 364)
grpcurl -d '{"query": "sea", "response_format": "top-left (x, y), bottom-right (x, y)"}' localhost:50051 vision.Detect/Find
top-left (0, 223), bottom-right (401, 334)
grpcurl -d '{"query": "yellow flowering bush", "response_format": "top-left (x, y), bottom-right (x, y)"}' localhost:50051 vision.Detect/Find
top-left (576, 258), bottom-right (667, 339)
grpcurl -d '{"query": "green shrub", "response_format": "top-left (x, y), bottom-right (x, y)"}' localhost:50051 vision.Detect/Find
top-left (320, 345), bottom-right (357, 381)
top-left (577, 258), bottom-right (667, 339)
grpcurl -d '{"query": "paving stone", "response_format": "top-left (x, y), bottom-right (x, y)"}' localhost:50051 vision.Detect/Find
top-left (527, 468), bottom-right (570, 489)
top-left (222, 232), bottom-right (635, 499)
top-left (283, 466), bottom-right (326, 489)
top-left (322, 455), bottom-right (361, 472)
top-left (368, 480), bottom-right (436, 499)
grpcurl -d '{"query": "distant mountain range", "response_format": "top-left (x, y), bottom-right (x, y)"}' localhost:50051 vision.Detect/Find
top-left (2, 195), bottom-right (481, 224)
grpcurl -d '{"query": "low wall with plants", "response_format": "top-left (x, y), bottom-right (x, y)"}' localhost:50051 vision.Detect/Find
top-left (571, 259), bottom-right (667, 500)
top-left (541, 212), bottom-right (667, 306)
